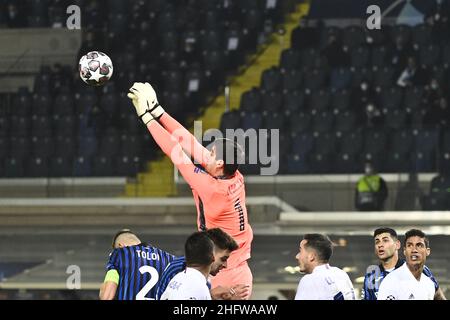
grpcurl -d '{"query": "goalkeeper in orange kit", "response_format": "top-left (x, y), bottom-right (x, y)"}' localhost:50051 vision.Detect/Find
top-left (127, 82), bottom-right (253, 298)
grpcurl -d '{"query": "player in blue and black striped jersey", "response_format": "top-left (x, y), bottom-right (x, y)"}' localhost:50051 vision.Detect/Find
top-left (99, 229), bottom-right (175, 300)
top-left (362, 227), bottom-right (446, 300)
top-left (156, 228), bottom-right (250, 300)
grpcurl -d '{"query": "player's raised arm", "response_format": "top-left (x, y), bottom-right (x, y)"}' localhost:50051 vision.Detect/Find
top-left (128, 83), bottom-right (216, 198)
top-left (129, 82), bottom-right (210, 166)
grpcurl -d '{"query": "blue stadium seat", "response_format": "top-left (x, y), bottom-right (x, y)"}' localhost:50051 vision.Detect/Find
top-left (263, 111), bottom-right (284, 130)
top-left (339, 131), bottom-right (364, 155)
top-left (291, 132), bottom-right (314, 155)
top-left (287, 153), bottom-right (309, 174)
top-left (309, 152), bottom-right (333, 174)
top-left (311, 111), bottom-right (334, 133)
top-left (241, 112), bottom-right (262, 131)
top-left (120, 135), bottom-right (142, 158)
top-left (73, 156), bottom-right (92, 177)
top-left (261, 91), bottom-right (282, 113)
top-left (331, 89), bottom-right (351, 112)
top-left (116, 155), bottom-right (142, 177)
top-left (364, 130), bottom-right (387, 154)
top-left (53, 114), bottom-right (76, 137)
top-left (77, 135), bottom-right (98, 158)
top-left (220, 111), bottom-right (241, 132)
top-left (261, 67), bottom-right (282, 92)
top-left (55, 136), bottom-right (75, 158)
top-left (330, 68), bottom-right (351, 91)
top-left (335, 110), bottom-right (357, 132)
top-left (240, 88), bottom-right (261, 112)
top-left (53, 93), bottom-right (74, 116)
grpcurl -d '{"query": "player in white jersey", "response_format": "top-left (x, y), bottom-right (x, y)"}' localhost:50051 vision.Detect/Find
top-left (161, 232), bottom-right (214, 300)
top-left (294, 233), bottom-right (356, 300)
top-left (378, 229), bottom-right (436, 300)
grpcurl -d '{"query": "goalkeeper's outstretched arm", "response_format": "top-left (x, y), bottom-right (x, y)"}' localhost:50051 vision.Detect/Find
top-left (128, 82), bottom-right (210, 167)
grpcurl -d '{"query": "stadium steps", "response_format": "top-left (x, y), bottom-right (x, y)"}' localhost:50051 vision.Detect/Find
top-left (196, 2), bottom-right (310, 131)
top-left (124, 3), bottom-right (309, 197)
top-left (124, 157), bottom-right (176, 197)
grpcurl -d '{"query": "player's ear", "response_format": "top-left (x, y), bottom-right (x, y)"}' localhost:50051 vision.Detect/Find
top-left (426, 247), bottom-right (430, 257)
top-left (216, 159), bottom-right (224, 169)
top-left (395, 239), bottom-right (401, 250)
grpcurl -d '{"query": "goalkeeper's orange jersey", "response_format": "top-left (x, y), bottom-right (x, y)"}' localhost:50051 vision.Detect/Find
top-left (147, 114), bottom-right (253, 269)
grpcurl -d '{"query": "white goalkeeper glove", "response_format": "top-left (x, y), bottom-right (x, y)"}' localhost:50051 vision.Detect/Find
top-left (128, 82), bottom-right (165, 124)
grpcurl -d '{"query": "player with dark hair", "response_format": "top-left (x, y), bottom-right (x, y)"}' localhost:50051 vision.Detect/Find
top-left (362, 227), bottom-right (445, 300)
top-left (160, 231), bottom-right (215, 300)
top-left (128, 82), bottom-right (254, 297)
top-left (99, 229), bottom-right (175, 300)
top-left (378, 229), bottom-right (445, 300)
top-left (156, 228), bottom-right (249, 300)
top-left (294, 233), bottom-right (355, 300)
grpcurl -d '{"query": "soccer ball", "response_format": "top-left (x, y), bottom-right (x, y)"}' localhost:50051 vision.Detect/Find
top-left (78, 51), bottom-right (113, 86)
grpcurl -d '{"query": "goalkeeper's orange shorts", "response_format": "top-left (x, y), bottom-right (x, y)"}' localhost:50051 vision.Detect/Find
top-left (210, 260), bottom-right (253, 300)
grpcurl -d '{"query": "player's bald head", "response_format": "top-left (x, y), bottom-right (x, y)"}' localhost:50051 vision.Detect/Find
top-left (112, 229), bottom-right (141, 248)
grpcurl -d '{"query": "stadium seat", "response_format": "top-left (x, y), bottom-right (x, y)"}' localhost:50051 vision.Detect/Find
top-left (261, 91), bottom-right (283, 113)
top-left (350, 46), bottom-right (370, 68)
top-left (240, 88), bottom-right (261, 113)
top-left (339, 131), bottom-right (364, 155)
top-left (373, 67), bottom-right (395, 88)
top-left (241, 112), bottom-right (262, 131)
top-left (385, 151), bottom-right (410, 173)
top-left (263, 111), bottom-right (284, 130)
top-left (4, 156), bottom-right (25, 178)
top-left (418, 44), bottom-right (440, 68)
top-left (309, 152), bottom-right (333, 174)
top-left (73, 156), bottom-right (92, 177)
top-left (261, 67), bottom-right (282, 92)
top-left (53, 114), bottom-right (76, 137)
top-left (283, 90), bottom-right (306, 115)
top-left (288, 112), bottom-right (311, 134)
top-left (120, 135), bottom-right (142, 158)
top-left (311, 111), bottom-right (334, 133)
top-left (403, 86), bottom-right (424, 113)
top-left (364, 130), bottom-right (387, 154)
top-left (220, 110), bottom-right (241, 132)
top-left (371, 46), bottom-right (388, 68)
top-left (0, 136), bottom-right (9, 159)
top-left (314, 132), bottom-right (337, 155)
top-left (93, 155), bottom-right (115, 177)
top-left (49, 156), bottom-right (72, 177)
top-left (281, 69), bottom-right (303, 92)
top-left (342, 25), bottom-right (366, 48)
top-left (335, 110), bottom-right (357, 132)
top-left (411, 24), bottom-right (432, 48)
top-left (309, 89), bottom-right (331, 112)
top-left (77, 135), bottom-right (98, 158)
top-left (26, 157), bottom-right (49, 177)
top-left (31, 136), bottom-right (54, 158)
top-left (384, 109), bottom-right (407, 130)
top-left (286, 153), bottom-right (309, 174)
top-left (10, 137), bottom-right (30, 158)
top-left (280, 48), bottom-right (300, 70)
top-left (0, 117), bottom-right (9, 137)
top-left (31, 92), bottom-right (52, 116)
top-left (378, 86), bottom-right (403, 113)
top-left (331, 89), bottom-right (351, 112)
top-left (422, 174), bottom-right (450, 210)
top-left (330, 68), bottom-right (351, 91)
top-left (116, 155), bottom-right (142, 177)
top-left (350, 67), bottom-right (373, 88)
top-left (30, 115), bottom-right (51, 137)
top-left (55, 136), bottom-right (76, 158)
top-left (303, 68), bottom-right (327, 92)
top-left (335, 152), bottom-right (358, 174)
top-left (390, 129), bottom-right (414, 155)
top-left (291, 132), bottom-right (314, 155)
top-left (53, 93), bottom-right (75, 116)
